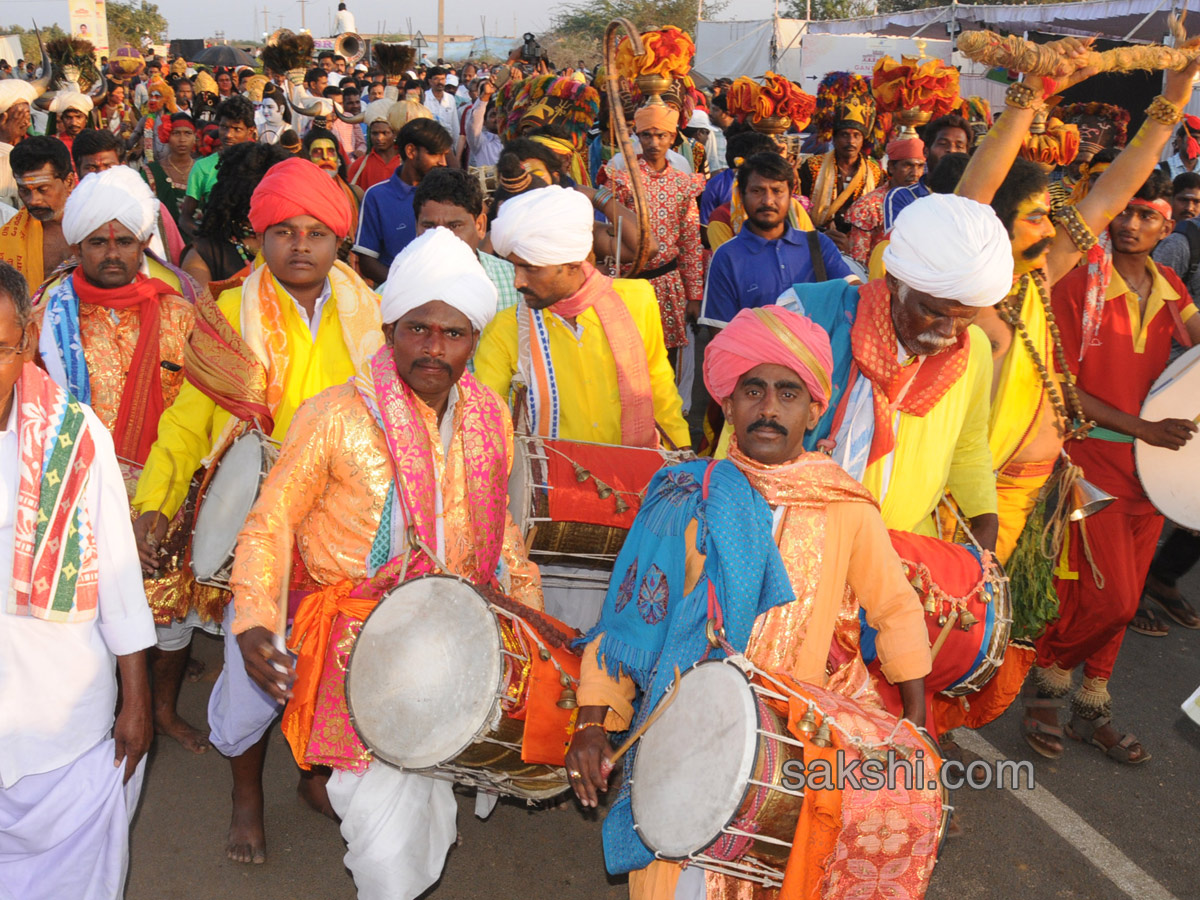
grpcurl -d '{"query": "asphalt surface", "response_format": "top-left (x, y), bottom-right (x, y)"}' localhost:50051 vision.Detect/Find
top-left (126, 567), bottom-right (1200, 900)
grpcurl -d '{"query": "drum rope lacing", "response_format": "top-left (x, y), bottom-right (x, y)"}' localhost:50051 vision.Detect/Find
top-left (705, 692), bottom-right (776, 862)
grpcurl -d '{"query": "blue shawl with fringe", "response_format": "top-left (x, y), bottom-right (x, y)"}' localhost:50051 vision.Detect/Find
top-left (578, 458), bottom-right (794, 875)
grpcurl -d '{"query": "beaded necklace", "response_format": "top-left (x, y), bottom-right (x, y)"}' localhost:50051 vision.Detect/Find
top-left (996, 270), bottom-right (1094, 442)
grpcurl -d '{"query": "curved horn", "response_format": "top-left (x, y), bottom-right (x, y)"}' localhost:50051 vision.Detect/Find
top-left (332, 99), bottom-right (364, 125)
top-left (34, 92), bottom-right (56, 112)
top-left (282, 89), bottom-right (326, 119)
top-left (30, 24), bottom-right (52, 96)
top-left (603, 19), bottom-right (651, 276)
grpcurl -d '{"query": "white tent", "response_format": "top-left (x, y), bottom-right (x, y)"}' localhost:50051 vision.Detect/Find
top-left (805, 0), bottom-right (1182, 42)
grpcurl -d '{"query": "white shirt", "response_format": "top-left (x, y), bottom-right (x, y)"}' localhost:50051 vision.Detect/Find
top-left (280, 277), bottom-right (333, 340)
top-left (334, 8), bottom-right (356, 34)
top-left (0, 385), bottom-right (156, 788)
top-left (465, 99), bottom-right (502, 167)
top-left (0, 143), bottom-right (16, 208)
top-left (423, 90), bottom-right (460, 144)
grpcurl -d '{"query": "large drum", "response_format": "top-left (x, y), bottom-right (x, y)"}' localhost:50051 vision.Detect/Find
top-left (1137, 344), bottom-right (1200, 529)
top-left (631, 659), bottom-right (947, 888)
top-left (190, 430), bottom-right (279, 589)
top-left (508, 435), bottom-right (689, 568)
top-left (861, 531), bottom-right (1011, 699)
top-left (346, 575), bottom-right (581, 801)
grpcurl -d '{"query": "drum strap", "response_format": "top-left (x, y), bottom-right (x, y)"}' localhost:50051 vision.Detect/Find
top-left (701, 460), bottom-right (726, 642)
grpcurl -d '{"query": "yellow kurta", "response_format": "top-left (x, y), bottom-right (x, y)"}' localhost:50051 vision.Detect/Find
top-left (132, 280), bottom-right (367, 519)
top-left (0, 209), bottom-right (44, 289)
top-left (864, 325), bottom-right (997, 534)
top-left (473, 279), bottom-right (690, 448)
top-left (230, 381), bottom-right (541, 634)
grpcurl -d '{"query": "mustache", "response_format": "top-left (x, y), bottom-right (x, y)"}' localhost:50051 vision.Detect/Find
top-left (748, 418), bottom-right (788, 436)
top-left (1022, 236), bottom-right (1053, 260)
top-left (411, 358), bottom-right (452, 375)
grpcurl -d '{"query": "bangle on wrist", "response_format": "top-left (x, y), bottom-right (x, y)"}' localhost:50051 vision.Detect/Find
top-left (1005, 81), bottom-right (1038, 110)
top-left (574, 720), bottom-right (607, 733)
top-left (1145, 94), bottom-right (1184, 126)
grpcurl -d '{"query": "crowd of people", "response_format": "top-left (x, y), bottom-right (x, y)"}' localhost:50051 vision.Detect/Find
top-left (1, 23), bottom-right (1199, 900)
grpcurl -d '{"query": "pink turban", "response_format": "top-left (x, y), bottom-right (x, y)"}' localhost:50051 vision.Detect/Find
top-left (248, 157), bottom-right (355, 238)
top-left (886, 137), bottom-right (924, 162)
top-left (703, 307), bottom-right (834, 412)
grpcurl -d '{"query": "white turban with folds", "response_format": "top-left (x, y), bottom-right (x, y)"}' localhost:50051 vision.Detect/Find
top-left (379, 227), bottom-right (498, 331)
top-left (0, 80), bottom-right (37, 113)
top-left (491, 185), bottom-right (593, 266)
top-left (883, 193), bottom-right (1014, 308)
top-left (362, 99), bottom-right (394, 125)
top-left (50, 91), bottom-right (94, 115)
top-left (62, 166), bottom-right (159, 245)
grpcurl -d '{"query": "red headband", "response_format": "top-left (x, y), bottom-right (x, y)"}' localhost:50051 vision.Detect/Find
top-left (1128, 197), bottom-right (1173, 219)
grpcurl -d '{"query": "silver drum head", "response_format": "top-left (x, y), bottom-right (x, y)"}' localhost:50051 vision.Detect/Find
top-left (631, 661), bottom-right (759, 859)
top-left (346, 575), bottom-right (503, 770)
top-left (191, 433), bottom-right (268, 582)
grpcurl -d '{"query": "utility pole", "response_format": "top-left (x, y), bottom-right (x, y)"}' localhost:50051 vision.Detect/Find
top-left (263, 8), bottom-right (269, 36)
top-left (437, 0), bottom-right (445, 61)
top-left (297, 0), bottom-right (309, 32)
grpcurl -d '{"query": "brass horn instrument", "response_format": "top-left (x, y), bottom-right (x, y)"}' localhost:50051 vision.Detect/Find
top-left (602, 19), bottom-right (652, 277)
top-left (335, 31), bottom-right (365, 65)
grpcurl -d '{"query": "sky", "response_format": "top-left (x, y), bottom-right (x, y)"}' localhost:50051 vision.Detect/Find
top-left (10, 0), bottom-right (779, 45)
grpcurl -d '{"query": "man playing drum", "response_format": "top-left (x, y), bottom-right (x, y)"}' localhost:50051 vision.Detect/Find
top-left (130, 157), bottom-right (383, 864)
top-left (940, 41), bottom-right (1200, 736)
top-left (230, 227), bottom-right (542, 900)
top-left (566, 306), bottom-right (934, 900)
top-left (474, 185), bottom-right (689, 630)
top-left (33, 166), bottom-right (223, 756)
top-left (1025, 169), bottom-right (1200, 765)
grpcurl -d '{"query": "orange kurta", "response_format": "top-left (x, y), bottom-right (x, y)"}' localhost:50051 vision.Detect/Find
top-left (0, 209), bottom-right (45, 290)
top-left (580, 458), bottom-right (932, 900)
top-left (230, 380), bottom-right (542, 636)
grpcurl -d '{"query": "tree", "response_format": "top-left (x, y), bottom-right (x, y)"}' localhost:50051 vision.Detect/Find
top-left (106, 0), bottom-right (168, 50)
top-left (547, 0), bottom-right (728, 49)
top-left (2, 23), bottom-right (70, 63)
top-left (783, 0), bottom-right (874, 20)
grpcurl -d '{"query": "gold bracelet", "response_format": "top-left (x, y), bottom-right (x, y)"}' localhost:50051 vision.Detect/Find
top-left (1005, 81), bottom-right (1038, 110)
top-left (574, 721), bottom-right (606, 733)
top-left (1052, 204), bottom-right (1098, 253)
top-left (1145, 94), bottom-right (1184, 126)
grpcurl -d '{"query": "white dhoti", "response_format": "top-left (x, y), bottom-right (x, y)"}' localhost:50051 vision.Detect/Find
top-left (326, 762), bottom-right (457, 900)
top-left (0, 738), bottom-right (146, 900)
top-left (538, 565), bottom-right (610, 632)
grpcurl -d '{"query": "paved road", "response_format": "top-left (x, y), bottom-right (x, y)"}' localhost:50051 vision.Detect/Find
top-left (127, 576), bottom-right (1200, 900)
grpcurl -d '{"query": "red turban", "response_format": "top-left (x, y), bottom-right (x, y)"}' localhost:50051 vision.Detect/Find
top-left (886, 137), bottom-right (924, 162)
top-left (704, 307), bottom-right (834, 412)
top-left (247, 157), bottom-right (354, 239)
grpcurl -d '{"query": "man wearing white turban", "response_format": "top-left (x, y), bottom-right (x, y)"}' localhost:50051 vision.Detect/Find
top-left (778, 192), bottom-right (1007, 548)
top-left (49, 92), bottom-right (94, 160)
top-left (476, 184), bottom-right (688, 629)
top-left (0, 79), bottom-right (38, 207)
top-left (34, 164), bottom-right (217, 760)
top-left (950, 46), bottom-right (1200, 762)
top-left (229, 225), bottom-right (543, 900)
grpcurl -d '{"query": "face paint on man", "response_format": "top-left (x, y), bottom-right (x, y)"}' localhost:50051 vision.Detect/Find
top-left (309, 138), bottom-right (340, 175)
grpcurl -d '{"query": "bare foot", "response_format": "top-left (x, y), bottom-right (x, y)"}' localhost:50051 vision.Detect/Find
top-left (184, 657), bottom-right (207, 682)
top-left (227, 788), bottom-right (267, 864)
top-left (154, 710), bottom-right (211, 754)
top-left (297, 767), bottom-right (339, 822)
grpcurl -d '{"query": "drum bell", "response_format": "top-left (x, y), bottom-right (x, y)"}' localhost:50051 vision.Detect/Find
top-left (1068, 476), bottom-right (1116, 521)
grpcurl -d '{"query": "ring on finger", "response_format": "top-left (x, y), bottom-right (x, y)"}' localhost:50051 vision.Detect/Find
top-left (569, 769), bottom-right (583, 779)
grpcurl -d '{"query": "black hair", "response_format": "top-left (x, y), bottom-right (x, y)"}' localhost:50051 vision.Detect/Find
top-left (11, 135), bottom-right (73, 180)
top-left (318, 50), bottom-right (335, 61)
top-left (398, 118), bottom-right (452, 157)
top-left (711, 94), bottom-right (728, 113)
top-left (69, 129), bottom-right (123, 170)
top-left (1173, 171), bottom-right (1200, 195)
top-left (927, 152), bottom-right (970, 194)
top-left (489, 151), bottom-right (551, 221)
top-left (427, 66), bottom-right (447, 80)
top-left (215, 95), bottom-right (256, 129)
top-left (991, 158), bottom-right (1050, 236)
top-left (1135, 168), bottom-right (1173, 204)
top-left (413, 167), bottom-right (484, 219)
top-left (725, 131), bottom-right (779, 170)
top-left (305, 67), bottom-right (326, 87)
top-left (338, 2), bottom-right (347, 9)
top-left (923, 114), bottom-right (972, 151)
top-left (0, 260), bottom-right (30, 328)
top-left (322, 84), bottom-right (343, 98)
top-left (735, 151), bottom-right (796, 194)
top-left (199, 142), bottom-right (291, 240)
top-left (504, 136), bottom-right (565, 179)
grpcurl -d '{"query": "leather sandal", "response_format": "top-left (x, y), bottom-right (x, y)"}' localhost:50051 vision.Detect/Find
top-left (1145, 584), bottom-right (1200, 630)
top-left (1128, 605), bottom-right (1169, 637)
top-left (1064, 714), bottom-right (1151, 765)
top-left (1020, 692), bottom-right (1065, 759)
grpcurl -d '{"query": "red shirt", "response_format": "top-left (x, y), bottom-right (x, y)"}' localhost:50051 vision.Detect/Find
top-left (347, 150), bottom-right (400, 192)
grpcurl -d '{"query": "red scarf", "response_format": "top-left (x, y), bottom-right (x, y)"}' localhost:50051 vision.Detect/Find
top-left (849, 279), bottom-right (971, 464)
top-left (71, 267), bottom-right (175, 464)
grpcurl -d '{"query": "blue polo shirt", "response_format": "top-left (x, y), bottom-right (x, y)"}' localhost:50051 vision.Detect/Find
top-left (700, 168), bottom-right (736, 225)
top-left (353, 170), bottom-right (416, 268)
top-left (883, 181), bottom-right (931, 230)
top-left (698, 224), bottom-right (851, 328)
